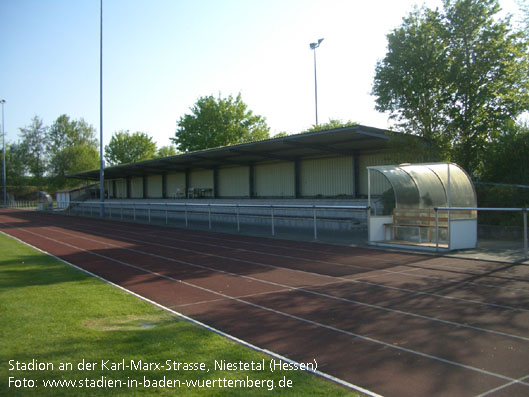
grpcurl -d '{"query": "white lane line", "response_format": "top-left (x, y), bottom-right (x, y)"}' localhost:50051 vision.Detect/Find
top-left (175, 280), bottom-right (351, 308)
top-left (172, 230), bottom-right (529, 281)
top-left (476, 374), bottom-right (529, 396)
top-left (18, 220), bottom-right (529, 342)
top-left (62, 217), bottom-right (529, 294)
top-left (3, 225), bottom-right (528, 388)
top-left (0, 230), bottom-right (381, 397)
top-left (386, 268), bottom-right (529, 293)
top-left (175, 289), bottom-right (297, 308)
top-left (46, 222), bottom-right (529, 314)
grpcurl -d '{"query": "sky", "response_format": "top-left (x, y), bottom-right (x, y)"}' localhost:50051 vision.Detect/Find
top-left (0, 0), bottom-right (525, 149)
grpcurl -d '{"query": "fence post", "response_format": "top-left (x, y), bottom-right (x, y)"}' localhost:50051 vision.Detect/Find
top-left (236, 204), bottom-right (240, 232)
top-left (133, 202), bottom-right (136, 221)
top-left (148, 203), bottom-right (151, 223)
top-left (208, 204), bottom-right (212, 229)
top-left (313, 206), bottom-right (318, 240)
top-left (435, 208), bottom-right (439, 252)
top-left (165, 203), bottom-right (168, 225)
top-left (185, 203), bottom-right (188, 228)
top-left (120, 203), bottom-right (123, 221)
top-left (271, 206), bottom-right (275, 236)
top-left (366, 206), bottom-right (371, 243)
top-left (109, 203), bottom-right (112, 219)
top-left (523, 208), bottom-right (529, 259)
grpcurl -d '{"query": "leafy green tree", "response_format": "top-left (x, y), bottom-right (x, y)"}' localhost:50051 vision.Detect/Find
top-left (47, 115), bottom-right (97, 154)
top-left (373, 0), bottom-right (529, 172)
top-left (444, 0), bottom-right (529, 171)
top-left (104, 130), bottom-right (157, 166)
top-left (155, 145), bottom-right (178, 158)
top-left (480, 122), bottom-right (529, 184)
top-left (373, 7), bottom-right (450, 160)
top-left (50, 146), bottom-right (100, 189)
top-left (172, 93), bottom-right (270, 152)
top-left (47, 114), bottom-right (98, 180)
top-left (273, 131), bottom-right (289, 138)
top-left (303, 119), bottom-right (358, 133)
top-left (19, 116), bottom-right (48, 186)
top-left (519, 0), bottom-right (529, 33)
top-left (5, 142), bottom-right (28, 188)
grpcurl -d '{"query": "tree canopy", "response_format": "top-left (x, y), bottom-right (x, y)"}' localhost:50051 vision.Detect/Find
top-left (47, 114), bottom-right (98, 156)
top-left (479, 121), bottom-right (529, 184)
top-left (171, 93), bottom-right (270, 152)
top-left (104, 130), bottom-right (157, 166)
top-left (5, 143), bottom-right (28, 187)
top-left (373, 0), bottom-right (529, 172)
top-left (155, 145), bottom-right (178, 158)
top-left (47, 114), bottom-right (99, 187)
top-left (303, 119), bottom-right (358, 133)
top-left (19, 116), bottom-right (48, 186)
top-left (51, 145), bottom-right (100, 188)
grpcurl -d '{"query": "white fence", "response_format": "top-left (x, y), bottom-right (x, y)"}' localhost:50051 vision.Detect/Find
top-left (5, 201), bottom-right (39, 208)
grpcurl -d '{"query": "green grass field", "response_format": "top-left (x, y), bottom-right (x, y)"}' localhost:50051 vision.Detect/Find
top-left (0, 232), bottom-right (358, 396)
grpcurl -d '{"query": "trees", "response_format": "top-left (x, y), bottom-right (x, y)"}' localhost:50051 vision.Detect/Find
top-left (19, 116), bottom-right (48, 186)
top-left (50, 145), bottom-right (100, 189)
top-left (155, 145), bottom-right (178, 158)
top-left (104, 130), bottom-right (157, 166)
top-left (373, 0), bottom-right (529, 173)
top-left (373, 7), bottom-right (450, 159)
top-left (47, 115), bottom-right (99, 187)
top-left (303, 119), bottom-right (358, 133)
top-left (5, 143), bottom-right (28, 188)
top-left (172, 93), bottom-right (270, 152)
top-left (444, 0), bottom-right (529, 171)
top-left (47, 114), bottom-right (98, 156)
top-left (479, 122), bottom-right (529, 184)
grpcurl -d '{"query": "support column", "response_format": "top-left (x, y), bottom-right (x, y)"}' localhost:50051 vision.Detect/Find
top-left (112, 180), bottom-right (116, 199)
top-left (126, 176), bottom-right (131, 199)
top-left (353, 152), bottom-right (360, 198)
top-left (142, 175), bottom-right (147, 199)
top-left (162, 173), bottom-right (167, 199)
top-left (249, 164), bottom-right (255, 198)
top-left (294, 159), bottom-right (301, 198)
top-left (185, 169), bottom-right (190, 198)
top-left (213, 167), bottom-right (219, 198)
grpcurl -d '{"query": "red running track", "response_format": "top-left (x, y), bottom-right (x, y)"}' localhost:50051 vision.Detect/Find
top-left (1, 209), bottom-right (529, 397)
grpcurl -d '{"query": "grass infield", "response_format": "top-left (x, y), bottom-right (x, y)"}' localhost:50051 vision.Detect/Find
top-left (0, 233), bottom-right (358, 396)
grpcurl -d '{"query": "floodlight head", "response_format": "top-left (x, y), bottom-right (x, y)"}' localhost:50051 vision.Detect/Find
top-left (310, 38), bottom-right (324, 50)
top-left (0, 99), bottom-right (5, 104)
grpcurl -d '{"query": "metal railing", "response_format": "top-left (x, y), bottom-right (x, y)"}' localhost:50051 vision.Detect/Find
top-left (434, 207), bottom-right (528, 259)
top-left (62, 201), bottom-right (528, 260)
top-left (68, 200), bottom-right (370, 241)
top-left (5, 201), bottom-right (39, 208)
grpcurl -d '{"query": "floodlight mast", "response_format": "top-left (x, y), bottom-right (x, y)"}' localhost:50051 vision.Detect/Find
top-left (309, 38), bottom-right (324, 125)
top-left (1, 99), bottom-right (6, 207)
top-left (99, 0), bottom-right (104, 217)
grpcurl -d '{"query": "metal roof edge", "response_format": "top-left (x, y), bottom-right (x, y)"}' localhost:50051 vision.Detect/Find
top-left (68, 124), bottom-right (395, 179)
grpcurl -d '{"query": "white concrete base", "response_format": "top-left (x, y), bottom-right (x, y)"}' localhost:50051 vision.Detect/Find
top-left (449, 219), bottom-right (478, 250)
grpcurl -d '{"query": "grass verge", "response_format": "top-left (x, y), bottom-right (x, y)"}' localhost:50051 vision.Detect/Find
top-left (0, 232), bottom-right (358, 396)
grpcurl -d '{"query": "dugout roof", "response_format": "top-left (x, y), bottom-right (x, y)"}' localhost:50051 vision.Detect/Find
top-left (367, 162), bottom-right (477, 210)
